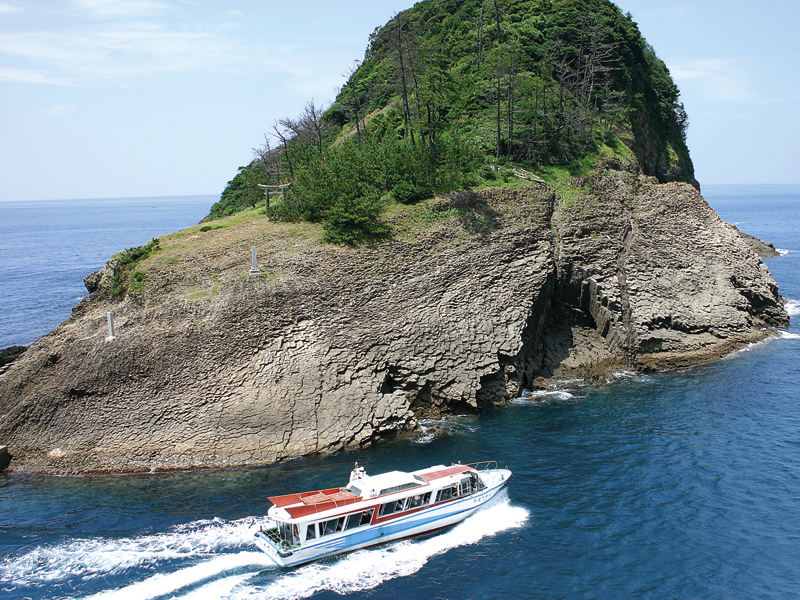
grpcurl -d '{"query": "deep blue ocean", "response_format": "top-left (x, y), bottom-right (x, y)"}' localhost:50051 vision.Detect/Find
top-left (0, 186), bottom-right (798, 600)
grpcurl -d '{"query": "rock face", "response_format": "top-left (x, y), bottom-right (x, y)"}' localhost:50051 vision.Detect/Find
top-left (735, 228), bottom-right (781, 258)
top-left (0, 345), bottom-right (27, 375)
top-left (0, 169), bottom-right (788, 473)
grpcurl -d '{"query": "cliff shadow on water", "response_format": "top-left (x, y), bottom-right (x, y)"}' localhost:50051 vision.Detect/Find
top-left (0, 167), bottom-right (788, 474)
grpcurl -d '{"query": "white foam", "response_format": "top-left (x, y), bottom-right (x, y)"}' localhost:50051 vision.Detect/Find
top-left (780, 331), bottom-right (800, 340)
top-left (233, 496), bottom-right (528, 600)
top-left (777, 248), bottom-right (791, 256)
top-left (84, 552), bottom-right (271, 600)
top-left (512, 389), bottom-right (574, 404)
top-left (785, 300), bottom-right (800, 317)
top-left (175, 573), bottom-right (256, 600)
top-left (0, 516), bottom-right (271, 588)
top-left (609, 369), bottom-right (638, 380)
top-left (723, 336), bottom-right (776, 358)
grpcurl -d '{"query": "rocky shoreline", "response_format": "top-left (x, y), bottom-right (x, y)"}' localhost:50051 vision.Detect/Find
top-left (0, 167), bottom-right (789, 474)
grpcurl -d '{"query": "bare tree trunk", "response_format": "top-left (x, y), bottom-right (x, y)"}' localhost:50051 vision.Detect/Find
top-left (496, 69), bottom-right (502, 158)
top-left (493, 0), bottom-right (502, 44)
top-left (477, 1), bottom-right (484, 70)
top-left (507, 52), bottom-right (516, 143)
top-left (272, 122), bottom-right (294, 180)
top-left (394, 25), bottom-right (413, 141)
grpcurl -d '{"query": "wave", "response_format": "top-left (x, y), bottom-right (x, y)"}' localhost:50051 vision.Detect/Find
top-left (777, 248), bottom-right (792, 256)
top-left (780, 331), bottom-right (800, 340)
top-left (0, 516), bottom-right (271, 589)
top-left (84, 552), bottom-right (271, 600)
top-left (224, 495), bottom-right (528, 600)
top-left (512, 389), bottom-right (575, 404)
top-left (785, 300), bottom-right (800, 317)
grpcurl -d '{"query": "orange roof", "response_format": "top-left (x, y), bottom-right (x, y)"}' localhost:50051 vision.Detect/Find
top-left (268, 487), bottom-right (361, 519)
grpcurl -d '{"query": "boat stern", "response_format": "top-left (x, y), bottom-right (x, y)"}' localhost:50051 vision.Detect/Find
top-left (254, 529), bottom-right (295, 567)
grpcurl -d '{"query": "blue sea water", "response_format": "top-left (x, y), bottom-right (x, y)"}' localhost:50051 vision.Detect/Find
top-left (0, 186), bottom-right (798, 600)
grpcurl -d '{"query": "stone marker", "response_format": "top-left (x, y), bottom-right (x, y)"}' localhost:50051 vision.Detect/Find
top-left (106, 311), bottom-right (116, 341)
top-left (249, 246), bottom-right (261, 276)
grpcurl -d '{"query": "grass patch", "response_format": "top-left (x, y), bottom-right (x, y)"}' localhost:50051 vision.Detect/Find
top-left (129, 270), bottom-right (147, 293)
top-left (166, 206), bottom-right (266, 241)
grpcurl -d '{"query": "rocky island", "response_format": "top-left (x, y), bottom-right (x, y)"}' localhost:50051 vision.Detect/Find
top-left (0, 0), bottom-right (789, 473)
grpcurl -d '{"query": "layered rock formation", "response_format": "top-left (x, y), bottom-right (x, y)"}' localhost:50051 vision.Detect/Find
top-left (0, 169), bottom-right (788, 473)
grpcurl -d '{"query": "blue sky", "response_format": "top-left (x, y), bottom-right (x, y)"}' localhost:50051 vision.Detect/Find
top-left (1, 0), bottom-right (798, 202)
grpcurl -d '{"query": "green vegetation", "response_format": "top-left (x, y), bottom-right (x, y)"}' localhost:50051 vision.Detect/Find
top-left (113, 239), bottom-right (160, 268)
top-left (107, 239), bottom-right (160, 296)
top-left (129, 270), bottom-right (148, 294)
top-left (213, 0), bottom-right (695, 243)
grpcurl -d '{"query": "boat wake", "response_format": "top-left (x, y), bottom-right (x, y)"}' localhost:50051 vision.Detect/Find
top-left (207, 494), bottom-right (528, 600)
top-left (2, 496), bottom-right (526, 600)
top-left (0, 516), bottom-right (270, 591)
top-left (84, 552), bottom-right (272, 600)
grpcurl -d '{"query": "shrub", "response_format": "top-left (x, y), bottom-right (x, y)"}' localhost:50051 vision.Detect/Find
top-left (322, 192), bottom-right (390, 245)
top-left (392, 181), bottom-right (428, 205)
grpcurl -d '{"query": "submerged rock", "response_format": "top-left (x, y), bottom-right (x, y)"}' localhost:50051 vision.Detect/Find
top-left (0, 172), bottom-right (788, 473)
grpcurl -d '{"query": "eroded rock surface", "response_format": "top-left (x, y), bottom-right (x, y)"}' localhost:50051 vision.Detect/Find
top-left (0, 173), bottom-right (788, 473)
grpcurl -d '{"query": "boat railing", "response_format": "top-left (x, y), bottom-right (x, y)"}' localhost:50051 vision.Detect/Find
top-left (258, 526), bottom-right (300, 551)
top-left (463, 460), bottom-right (498, 472)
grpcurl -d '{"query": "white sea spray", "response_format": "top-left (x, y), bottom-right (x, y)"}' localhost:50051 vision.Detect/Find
top-left (0, 516), bottom-right (271, 588)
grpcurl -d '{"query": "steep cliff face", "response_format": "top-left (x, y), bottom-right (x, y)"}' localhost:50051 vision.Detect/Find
top-left (0, 172), bottom-right (787, 473)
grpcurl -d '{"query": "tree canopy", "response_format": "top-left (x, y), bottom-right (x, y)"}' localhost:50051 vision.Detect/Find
top-left (210, 0), bottom-right (696, 243)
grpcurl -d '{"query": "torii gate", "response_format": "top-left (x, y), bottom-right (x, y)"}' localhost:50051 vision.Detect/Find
top-left (257, 182), bottom-right (292, 208)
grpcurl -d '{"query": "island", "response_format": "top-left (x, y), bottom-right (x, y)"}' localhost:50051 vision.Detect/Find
top-left (0, 0), bottom-right (788, 473)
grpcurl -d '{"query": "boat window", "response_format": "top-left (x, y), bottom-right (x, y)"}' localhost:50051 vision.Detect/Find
top-left (306, 523), bottom-right (317, 541)
top-left (279, 522), bottom-right (291, 544)
top-left (277, 522), bottom-right (300, 547)
top-left (408, 492), bottom-right (431, 509)
top-left (360, 508), bottom-right (375, 525)
top-left (459, 477), bottom-right (472, 497)
top-left (321, 516), bottom-right (345, 537)
top-left (346, 508), bottom-right (375, 530)
top-left (436, 486), bottom-right (458, 503)
top-left (378, 501), bottom-right (398, 517)
top-left (346, 513), bottom-right (361, 530)
top-left (378, 482), bottom-right (420, 496)
top-left (335, 516), bottom-right (346, 532)
top-left (349, 484), bottom-right (363, 497)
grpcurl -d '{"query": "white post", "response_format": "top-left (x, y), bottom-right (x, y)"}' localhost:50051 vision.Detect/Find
top-left (249, 246), bottom-right (261, 276)
top-left (106, 311), bottom-right (116, 341)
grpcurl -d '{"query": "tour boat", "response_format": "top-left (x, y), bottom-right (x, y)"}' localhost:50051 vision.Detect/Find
top-left (254, 460), bottom-right (512, 567)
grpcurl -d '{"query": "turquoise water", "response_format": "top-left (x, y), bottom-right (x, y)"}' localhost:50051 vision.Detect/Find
top-left (0, 186), bottom-right (798, 599)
